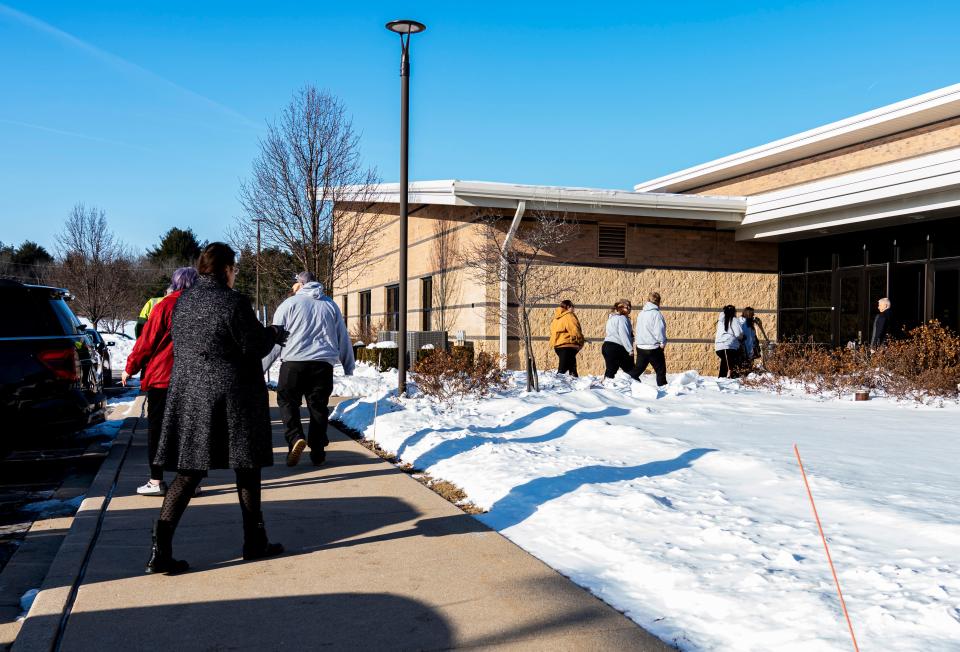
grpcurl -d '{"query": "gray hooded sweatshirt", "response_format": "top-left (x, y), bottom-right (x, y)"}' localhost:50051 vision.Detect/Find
top-left (635, 301), bottom-right (667, 350)
top-left (265, 282), bottom-right (355, 375)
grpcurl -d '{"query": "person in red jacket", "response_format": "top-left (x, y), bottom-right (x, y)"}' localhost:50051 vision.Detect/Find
top-left (123, 267), bottom-right (198, 496)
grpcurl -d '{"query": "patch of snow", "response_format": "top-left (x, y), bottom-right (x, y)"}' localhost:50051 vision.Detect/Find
top-left (421, 343), bottom-right (435, 350)
top-left (333, 369), bottom-right (960, 651)
top-left (16, 588), bottom-right (39, 622)
top-left (368, 341), bottom-right (398, 349)
top-left (20, 495), bottom-right (85, 518)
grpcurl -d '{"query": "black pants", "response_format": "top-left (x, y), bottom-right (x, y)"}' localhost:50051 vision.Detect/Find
top-left (629, 348), bottom-right (668, 386)
top-left (277, 360), bottom-right (334, 454)
top-left (555, 347), bottom-right (579, 377)
top-left (716, 348), bottom-right (742, 378)
top-left (601, 342), bottom-right (634, 379)
top-left (146, 387), bottom-right (168, 480)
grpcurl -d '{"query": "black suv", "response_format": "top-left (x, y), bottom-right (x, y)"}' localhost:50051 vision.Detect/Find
top-left (0, 280), bottom-right (106, 437)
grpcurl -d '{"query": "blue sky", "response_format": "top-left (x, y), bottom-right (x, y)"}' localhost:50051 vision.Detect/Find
top-left (1, 1), bottom-right (958, 252)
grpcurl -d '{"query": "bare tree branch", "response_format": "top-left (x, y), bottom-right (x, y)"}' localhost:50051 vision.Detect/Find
top-left (462, 208), bottom-right (579, 391)
top-left (430, 218), bottom-right (461, 333)
top-left (235, 86), bottom-right (384, 297)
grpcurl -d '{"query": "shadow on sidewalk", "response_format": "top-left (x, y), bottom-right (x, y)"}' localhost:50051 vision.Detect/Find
top-left (48, 592), bottom-right (454, 650)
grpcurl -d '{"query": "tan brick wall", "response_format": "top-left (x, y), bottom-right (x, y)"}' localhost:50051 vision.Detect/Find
top-left (334, 205), bottom-right (778, 377)
top-left (695, 116), bottom-right (960, 196)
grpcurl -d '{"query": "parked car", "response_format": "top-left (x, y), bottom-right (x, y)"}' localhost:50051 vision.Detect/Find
top-left (83, 328), bottom-right (115, 387)
top-left (0, 279), bottom-right (106, 438)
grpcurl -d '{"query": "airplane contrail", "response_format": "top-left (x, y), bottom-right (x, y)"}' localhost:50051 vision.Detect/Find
top-left (0, 118), bottom-right (153, 151)
top-left (0, 3), bottom-right (259, 129)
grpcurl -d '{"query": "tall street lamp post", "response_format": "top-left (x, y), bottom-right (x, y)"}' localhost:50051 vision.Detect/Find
top-left (254, 217), bottom-right (263, 323)
top-left (386, 19), bottom-right (426, 397)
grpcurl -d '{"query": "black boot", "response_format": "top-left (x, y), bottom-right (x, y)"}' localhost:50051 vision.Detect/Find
top-left (145, 521), bottom-right (189, 574)
top-left (242, 516), bottom-right (284, 561)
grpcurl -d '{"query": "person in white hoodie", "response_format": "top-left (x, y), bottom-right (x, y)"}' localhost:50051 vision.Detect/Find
top-left (628, 291), bottom-right (668, 387)
top-left (268, 272), bottom-right (355, 467)
top-left (601, 299), bottom-right (634, 381)
top-left (714, 304), bottom-right (744, 378)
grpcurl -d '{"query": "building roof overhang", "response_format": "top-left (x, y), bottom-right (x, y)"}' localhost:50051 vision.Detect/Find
top-left (634, 83), bottom-right (960, 194)
top-left (360, 180), bottom-right (746, 222)
top-left (736, 146), bottom-right (960, 241)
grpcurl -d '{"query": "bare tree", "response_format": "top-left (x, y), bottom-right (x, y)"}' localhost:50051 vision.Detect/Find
top-left (430, 218), bottom-right (461, 334)
top-left (53, 204), bottom-right (136, 330)
top-left (463, 210), bottom-right (578, 391)
top-left (235, 86), bottom-right (384, 295)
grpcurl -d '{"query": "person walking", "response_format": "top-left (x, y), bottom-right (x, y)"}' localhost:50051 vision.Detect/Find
top-left (269, 271), bottom-right (354, 468)
top-left (602, 299), bottom-right (634, 382)
top-left (146, 243), bottom-right (288, 574)
top-left (549, 300), bottom-right (584, 377)
top-left (715, 305), bottom-right (744, 378)
top-left (122, 267), bottom-right (198, 497)
top-left (135, 295), bottom-right (165, 338)
top-left (628, 292), bottom-right (668, 387)
top-left (871, 298), bottom-right (893, 348)
top-left (738, 306), bottom-right (760, 373)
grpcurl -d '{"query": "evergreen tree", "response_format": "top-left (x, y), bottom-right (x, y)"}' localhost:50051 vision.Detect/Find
top-left (147, 227), bottom-right (203, 265)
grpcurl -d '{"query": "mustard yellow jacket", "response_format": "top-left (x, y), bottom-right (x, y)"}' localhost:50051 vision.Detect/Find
top-left (550, 308), bottom-right (584, 349)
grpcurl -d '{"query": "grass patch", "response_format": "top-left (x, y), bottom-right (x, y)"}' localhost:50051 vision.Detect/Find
top-left (332, 419), bottom-right (483, 515)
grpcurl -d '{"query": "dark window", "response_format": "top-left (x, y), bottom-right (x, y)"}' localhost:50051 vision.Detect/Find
top-left (779, 244), bottom-right (806, 274)
top-left (806, 272), bottom-right (832, 308)
top-left (778, 310), bottom-right (805, 340)
top-left (598, 225), bottom-right (626, 259)
top-left (838, 240), bottom-right (866, 268)
top-left (807, 250), bottom-right (833, 272)
top-left (807, 310), bottom-right (833, 343)
top-left (359, 290), bottom-right (371, 331)
top-left (341, 294), bottom-right (349, 326)
top-left (897, 235), bottom-right (928, 262)
top-left (385, 285), bottom-right (400, 331)
top-left (421, 277), bottom-right (433, 331)
top-left (0, 288), bottom-right (68, 337)
top-left (866, 235), bottom-right (893, 264)
top-left (931, 220), bottom-right (960, 259)
top-left (779, 275), bottom-right (805, 309)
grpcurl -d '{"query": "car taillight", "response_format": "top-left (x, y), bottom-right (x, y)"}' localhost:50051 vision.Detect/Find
top-left (38, 348), bottom-right (82, 382)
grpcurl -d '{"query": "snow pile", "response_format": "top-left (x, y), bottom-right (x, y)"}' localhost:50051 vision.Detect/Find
top-left (333, 370), bottom-right (960, 651)
top-left (102, 331), bottom-right (136, 375)
top-left (16, 588), bottom-right (39, 622)
top-left (367, 340), bottom-right (398, 349)
top-left (264, 361), bottom-right (395, 398)
top-left (20, 495), bottom-right (85, 518)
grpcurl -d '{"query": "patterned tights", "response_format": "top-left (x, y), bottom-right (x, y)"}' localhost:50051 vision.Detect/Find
top-left (158, 469), bottom-right (262, 529)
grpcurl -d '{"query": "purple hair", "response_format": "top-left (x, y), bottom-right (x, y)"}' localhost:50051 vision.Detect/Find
top-left (168, 267), bottom-right (199, 292)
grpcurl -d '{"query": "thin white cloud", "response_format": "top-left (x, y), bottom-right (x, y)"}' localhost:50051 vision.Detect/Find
top-left (0, 3), bottom-right (258, 128)
top-left (0, 118), bottom-right (152, 151)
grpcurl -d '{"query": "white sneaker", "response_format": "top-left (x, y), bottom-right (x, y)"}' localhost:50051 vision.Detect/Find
top-left (137, 481), bottom-right (167, 496)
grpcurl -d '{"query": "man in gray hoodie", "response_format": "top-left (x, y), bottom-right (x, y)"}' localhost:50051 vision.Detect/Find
top-left (628, 291), bottom-right (668, 387)
top-left (269, 272), bottom-right (355, 466)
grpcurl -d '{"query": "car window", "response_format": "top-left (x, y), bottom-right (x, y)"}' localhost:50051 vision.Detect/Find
top-left (0, 288), bottom-right (65, 337)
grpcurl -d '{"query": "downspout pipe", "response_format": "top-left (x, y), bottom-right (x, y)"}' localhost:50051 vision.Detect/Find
top-left (499, 200), bottom-right (526, 359)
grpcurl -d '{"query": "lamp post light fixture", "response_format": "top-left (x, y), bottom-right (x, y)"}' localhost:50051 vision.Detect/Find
top-left (385, 18), bottom-right (426, 397)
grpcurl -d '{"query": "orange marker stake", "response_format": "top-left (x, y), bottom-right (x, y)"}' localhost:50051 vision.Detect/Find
top-left (794, 444), bottom-right (860, 652)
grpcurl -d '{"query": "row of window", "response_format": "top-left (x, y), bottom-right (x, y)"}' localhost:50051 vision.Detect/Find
top-left (342, 276), bottom-right (435, 332)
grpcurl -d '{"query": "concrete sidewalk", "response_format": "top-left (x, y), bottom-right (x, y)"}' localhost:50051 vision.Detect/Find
top-left (15, 397), bottom-right (672, 651)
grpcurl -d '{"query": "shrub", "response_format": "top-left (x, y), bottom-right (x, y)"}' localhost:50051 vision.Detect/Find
top-left (745, 320), bottom-right (960, 402)
top-left (413, 348), bottom-right (506, 402)
top-left (359, 346), bottom-right (399, 372)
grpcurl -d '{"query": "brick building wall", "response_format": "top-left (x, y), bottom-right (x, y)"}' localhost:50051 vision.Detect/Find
top-left (334, 204), bottom-right (777, 377)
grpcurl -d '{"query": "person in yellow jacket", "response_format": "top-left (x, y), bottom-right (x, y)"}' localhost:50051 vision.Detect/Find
top-left (135, 295), bottom-right (165, 338)
top-left (549, 299), bottom-right (585, 377)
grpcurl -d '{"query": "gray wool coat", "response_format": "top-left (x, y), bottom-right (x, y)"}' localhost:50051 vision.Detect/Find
top-left (156, 275), bottom-right (280, 472)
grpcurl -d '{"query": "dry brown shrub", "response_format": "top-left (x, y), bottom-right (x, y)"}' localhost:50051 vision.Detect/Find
top-left (349, 319), bottom-right (381, 346)
top-left (413, 348), bottom-right (508, 402)
top-left (745, 320), bottom-right (960, 402)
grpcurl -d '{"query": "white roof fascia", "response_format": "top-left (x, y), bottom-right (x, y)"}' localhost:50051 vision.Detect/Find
top-left (364, 180), bottom-right (746, 222)
top-left (735, 147), bottom-right (960, 240)
top-left (634, 83), bottom-right (960, 193)
top-left (743, 147), bottom-right (960, 223)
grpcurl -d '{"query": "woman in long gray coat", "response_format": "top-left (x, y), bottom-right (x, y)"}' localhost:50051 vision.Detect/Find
top-left (146, 242), bottom-right (287, 574)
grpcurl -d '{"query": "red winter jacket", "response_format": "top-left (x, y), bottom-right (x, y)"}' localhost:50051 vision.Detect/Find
top-left (125, 291), bottom-right (180, 390)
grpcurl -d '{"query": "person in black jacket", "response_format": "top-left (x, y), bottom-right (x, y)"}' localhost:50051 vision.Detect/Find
top-left (870, 297), bottom-right (893, 348)
top-left (147, 243), bottom-right (288, 574)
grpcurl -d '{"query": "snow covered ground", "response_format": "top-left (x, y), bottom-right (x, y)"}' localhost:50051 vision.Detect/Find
top-left (266, 359), bottom-right (396, 397)
top-left (333, 370), bottom-right (960, 651)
